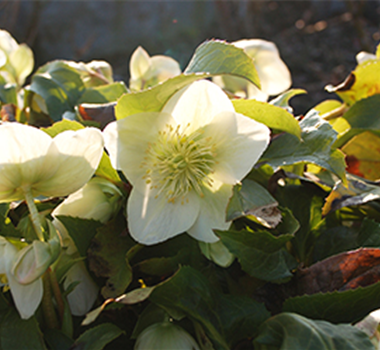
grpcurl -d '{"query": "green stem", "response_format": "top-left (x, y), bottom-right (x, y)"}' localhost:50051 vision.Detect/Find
top-left (126, 244), bottom-right (144, 262)
top-left (42, 268), bottom-right (59, 329)
top-left (23, 187), bottom-right (44, 241)
top-left (49, 268), bottom-right (65, 323)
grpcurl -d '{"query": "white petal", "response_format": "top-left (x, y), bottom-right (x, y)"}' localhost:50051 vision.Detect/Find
top-left (203, 112), bottom-right (270, 185)
top-left (8, 273), bottom-right (43, 319)
top-left (162, 80), bottom-right (234, 132)
top-left (130, 46), bottom-right (151, 79)
top-left (0, 30), bottom-right (18, 54)
top-left (356, 51), bottom-right (377, 64)
top-left (64, 261), bottom-right (98, 316)
top-left (187, 184), bottom-right (232, 243)
top-left (0, 123), bottom-right (52, 201)
top-left (35, 128), bottom-right (104, 197)
top-left (127, 187), bottom-right (200, 245)
top-left (149, 56), bottom-right (181, 80)
top-left (103, 112), bottom-right (175, 189)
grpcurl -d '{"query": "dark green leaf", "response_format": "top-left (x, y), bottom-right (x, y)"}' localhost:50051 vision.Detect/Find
top-left (0, 83), bottom-right (17, 104)
top-left (72, 323), bottom-right (123, 350)
top-left (150, 266), bottom-right (270, 349)
top-left (217, 229), bottom-right (297, 282)
top-left (232, 99), bottom-right (301, 138)
top-left (261, 110), bottom-right (346, 182)
top-left (78, 82), bottom-right (127, 104)
top-left (253, 312), bottom-right (374, 350)
top-left (44, 328), bottom-right (74, 350)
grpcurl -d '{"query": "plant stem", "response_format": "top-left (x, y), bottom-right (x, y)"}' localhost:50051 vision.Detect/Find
top-left (23, 187), bottom-right (44, 241)
top-left (49, 268), bottom-right (65, 323)
top-left (42, 268), bottom-right (59, 329)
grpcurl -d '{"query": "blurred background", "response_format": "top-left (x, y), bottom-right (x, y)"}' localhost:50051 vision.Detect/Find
top-left (0, 0), bottom-right (379, 114)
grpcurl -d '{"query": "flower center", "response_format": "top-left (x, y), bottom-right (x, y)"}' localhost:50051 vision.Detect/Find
top-left (141, 123), bottom-right (216, 203)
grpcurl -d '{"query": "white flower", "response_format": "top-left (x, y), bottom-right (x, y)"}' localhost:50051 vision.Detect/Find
top-left (213, 39), bottom-right (291, 101)
top-left (129, 46), bottom-right (181, 91)
top-left (0, 237), bottom-right (43, 319)
top-left (134, 322), bottom-right (200, 350)
top-left (104, 80), bottom-right (270, 245)
top-left (0, 122), bottom-right (104, 203)
top-left (199, 240), bottom-right (235, 267)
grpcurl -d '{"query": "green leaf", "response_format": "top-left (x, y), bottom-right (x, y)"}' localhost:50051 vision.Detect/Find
top-left (30, 60), bottom-right (85, 121)
top-left (42, 119), bottom-right (84, 137)
top-left (253, 312), bottom-right (374, 350)
top-left (0, 83), bottom-right (17, 104)
top-left (43, 328), bottom-right (74, 350)
top-left (283, 280), bottom-right (380, 324)
top-left (217, 229), bottom-right (297, 282)
top-left (261, 110), bottom-right (346, 182)
top-left (333, 95), bottom-right (380, 147)
top-left (72, 323), bottom-right (123, 350)
top-left (87, 215), bottom-right (134, 298)
top-left (150, 266), bottom-right (270, 349)
top-left (0, 309), bottom-right (47, 350)
top-left (56, 216), bottom-right (102, 257)
top-left (95, 152), bottom-right (121, 183)
top-left (78, 82), bottom-right (127, 104)
top-left (184, 40), bottom-right (260, 88)
top-left (233, 99), bottom-right (301, 138)
top-left (269, 88), bottom-right (307, 113)
top-left (226, 179), bottom-right (279, 226)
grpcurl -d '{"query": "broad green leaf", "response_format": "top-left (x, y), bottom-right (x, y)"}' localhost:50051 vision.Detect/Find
top-left (343, 131), bottom-right (380, 180)
top-left (326, 59), bottom-right (380, 106)
top-left (232, 99), bottom-right (301, 138)
top-left (313, 99), bottom-right (344, 116)
top-left (333, 95), bottom-right (380, 147)
top-left (87, 215), bottom-right (134, 298)
top-left (78, 82), bottom-right (127, 104)
top-left (0, 309), bottom-right (47, 350)
top-left (44, 328), bottom-right (74, 350)
top-left (30, 60), bottom-right (85, 121)
top-left (0, 83), bottom-right (17, 104)
top-left (150, 266), bottom-right (270, 350)
top-left (184, 40), bottom-right (260, 88)
top-left (253, 312), bottom-right (374, 350)
top-left (216, 229), bottom-right (297, 282)
top-left (72, 323), bottom-right (123, 350)
top-left (261, 110), bottom-right (346, 182)
top-left (42, 119), bottom-right (84, 136)
top-left (313, 218), bottom-right (380, 262)
top-left (283, 280), bottom-right (380, 324)
top-left (56, 216), bottom-right (102, 257)
top-left (226, 179), bottom-right (279, 224)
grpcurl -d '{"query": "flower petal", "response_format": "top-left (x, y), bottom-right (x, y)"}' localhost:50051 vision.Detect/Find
top-left (103, 112), bottom-right (175, 190)
top-left (187, 184), bottom-right (232, 243)
top-left (130, 46), bottom-right (151, 80)
top-left (203, 112), bottom-right (270, 185)
top-left (35, 128), bottom-right (104, 197)
top-left (0, 123), bottom-right (53, 201)
top-left (162, 80), bottom-right (234, 132)
top-left (127, 186), bottom-right (200, 245)
top-left (149, 56), bottom-right (181, 81)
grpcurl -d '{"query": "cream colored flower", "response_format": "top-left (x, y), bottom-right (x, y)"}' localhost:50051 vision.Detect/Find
top-left (129, 46), bottom-right (181, 91)
top-left (213, 39), bottom-right (291, 101)
top-left (104, 80), bottom-right (270, 245)
top-left (134, 322), bottom-right (200, 350)
top-left (0, 122), bottom-right (104, 203)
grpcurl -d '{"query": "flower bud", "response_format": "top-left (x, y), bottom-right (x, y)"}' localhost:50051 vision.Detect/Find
top-left (134, 322), bottom-right (200, 350)
top-left (52, 177), bottom-right (123, 224)
top-left (199, 240), bottom-right (235, 268)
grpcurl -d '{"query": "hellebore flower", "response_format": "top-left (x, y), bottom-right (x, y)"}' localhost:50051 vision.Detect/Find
top-left (0, 236), bottom-right (43, 319)
top-left (129, 46), bottom-right (181, 91)
top-left (134, 322), bottom-right (200, 350)
top-left (199, 240), bottom-right (235, 268)
top-left (0, 122), bottom-right (104, 203)
top-left (0, 29), bottom-right (34, 86)
top-left (213, 39), bottom-right (291, 101)
top-left (104, 80), bottom-right (270, 245)
top-left (52, 177), bottom-right (122, 315)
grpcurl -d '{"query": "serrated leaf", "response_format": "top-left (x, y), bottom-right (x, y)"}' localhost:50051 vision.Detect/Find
top-left (30, 60), bottom-right (85, 121)
top-left (269, 88), bottom-right (307, 113)
top-left (72, 323), bottom-right (123, 350)
top-left (56, 216), bottom-right (102, 257)
top-left (261, 110), bottom-right (347, 182)
top-left (150, 266), bottom-right (270, 349)
top-left (184, 40), bottom-right (260, 88)
top-left (253, 312), bottom-right (374, 350)
top-left (0, 308), bottom-right (47, 350)
top-left (87, 215), bottom-right (134, 298)
top-left (217, 229), bottom-right (297, 282)
top-left (42, 119), bottom-right (84, 136)
top-left (232, 99), bottom-right (301, 138)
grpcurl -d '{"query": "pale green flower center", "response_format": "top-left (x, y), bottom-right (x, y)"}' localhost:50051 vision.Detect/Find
top-left (141, 123), bottom-right (216, 203)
